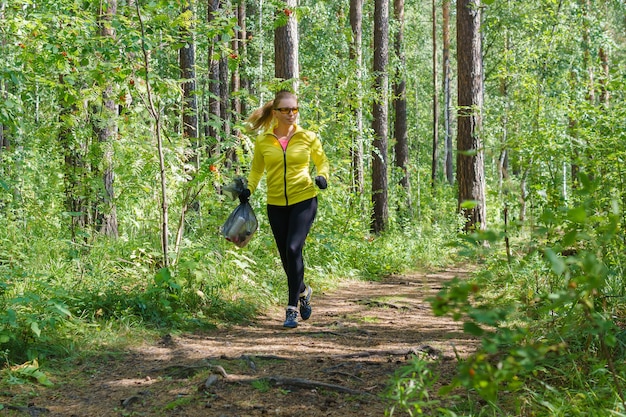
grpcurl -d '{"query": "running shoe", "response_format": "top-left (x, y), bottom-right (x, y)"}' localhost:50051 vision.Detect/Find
top-left (299, 285), bottom-right (312, 320)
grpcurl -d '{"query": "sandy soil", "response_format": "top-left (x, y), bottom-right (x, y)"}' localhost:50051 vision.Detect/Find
top-left (1, 268), bottom-right (478, 417)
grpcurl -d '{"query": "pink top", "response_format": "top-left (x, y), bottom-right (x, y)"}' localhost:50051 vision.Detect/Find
top-left (278, 137), bottom-right (289, 151)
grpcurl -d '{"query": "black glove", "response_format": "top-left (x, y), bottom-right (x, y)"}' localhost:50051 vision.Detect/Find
top-left (238, 188), bottom-right (251, 204)
top-left (315, 176), bottom-right (327, 190)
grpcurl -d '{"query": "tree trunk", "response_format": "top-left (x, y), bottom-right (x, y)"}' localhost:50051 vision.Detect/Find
top-left (175, 0), bottom-right (200, 258)
top-left (0, 88), bottom-right (6, 151)
top-left (498, 31), bottom-right (510, 193)
top-left (393, 0), bottom-right (410, 206)
top-left (136, 1), bottom-right (169, 267)
top-left (59, 89), bottom-right (87, 241)
top-left (371, 0), bottom-right (389, 234)
top-left (442, 0), bottom-right (453, 185)
top-left (568, 70), bottom-right (579, 188)
top-left (180, 0), bottom-right (199, 154)
top-left (0, 2), bottom-right (7, 152)
top-left (569, 0), bottom-right (595, 188)
top-left (231, 0), bottom-right (245, 119)
top-left (431, 0), bottom-right (439, 188)
top-left (219, 48), bottom-right (230, 166)
top-left (0, 119), bottom-right (6, 151)
top-left (237, 0), bottom-right (250, 116)
top-left (207, 0), bottom-right (223, 154)
top-left (456, 0), bottom-right (486, 232)
top-left (274, 0), bottom-right (299, 89)
top-left (582, 0), bottom-right (595, 104)
top-left (349, 0), bottom-right (364, 196)
top-left (599, 47), bottom-right (609, 107)
top-left (95, 0), bottom-right (119, 238)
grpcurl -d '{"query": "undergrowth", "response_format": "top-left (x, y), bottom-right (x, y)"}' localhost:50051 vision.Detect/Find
top-left (385, 176), bottom-right (626, 416)
top-left (0, 183), bottom-right (460, 376)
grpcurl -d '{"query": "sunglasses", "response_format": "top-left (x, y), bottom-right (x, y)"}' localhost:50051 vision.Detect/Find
top-left (274, 107), bottom-right (299, 114)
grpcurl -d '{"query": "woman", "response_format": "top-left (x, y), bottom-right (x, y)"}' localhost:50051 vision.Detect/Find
top-left (241, 90), bottom-right (329, 328)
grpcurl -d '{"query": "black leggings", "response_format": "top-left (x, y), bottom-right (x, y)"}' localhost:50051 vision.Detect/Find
top-left (267, 197), bottom-right (318, 308)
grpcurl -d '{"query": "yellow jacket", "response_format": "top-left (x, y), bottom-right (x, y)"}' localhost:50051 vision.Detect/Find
top-left (247, 124), bottom-right (330, 206)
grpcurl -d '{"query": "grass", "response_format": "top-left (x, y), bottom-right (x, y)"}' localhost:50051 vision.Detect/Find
top-left (0, 195), bottom-right (458, 381)
top-left (359, 316), bottom-right (381, 324)
top-left (6, 179), bottom-right (626, 416)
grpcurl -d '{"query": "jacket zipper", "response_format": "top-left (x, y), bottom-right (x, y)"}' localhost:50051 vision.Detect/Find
top-left (283, 143), bottom-right (288, 205)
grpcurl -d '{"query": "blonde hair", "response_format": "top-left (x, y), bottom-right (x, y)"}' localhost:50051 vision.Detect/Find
top-left (245, 90), bottom-right (297, 132)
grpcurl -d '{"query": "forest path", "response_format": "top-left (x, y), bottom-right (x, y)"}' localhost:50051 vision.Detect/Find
top-left (9, 268), bottom-right (478, 417)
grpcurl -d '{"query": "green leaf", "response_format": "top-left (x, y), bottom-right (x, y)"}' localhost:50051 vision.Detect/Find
top-left (463, 322), bottom-right (484, 336)
top-left (567, 206), bottom-right (587, 223)
top-left (35, 371), bottom-right (54, 387)
top-left (155, 267), bottom-right (172, 286)
top-left (460, 200), bottom-right (480, 209)
top-left (561, 230), bottom-right (578, 248)
top-left (17, 361), bottom-right (54, 387)
top-left (52, 302), bottom-right (72, 318)
top-left (31, 321), bottom-right (41, 337)
top-left (458, 149), bottom-right (478, 156)
top-left (544, 248), bottom-right (566, 275)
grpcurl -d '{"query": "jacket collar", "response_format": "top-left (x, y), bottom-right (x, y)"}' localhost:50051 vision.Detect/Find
top-left (262, 123), bottom-right (304, 138)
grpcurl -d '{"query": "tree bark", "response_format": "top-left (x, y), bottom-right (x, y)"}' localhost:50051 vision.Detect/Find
top-left (431, 0), bottom-right (439, 188)
top-left (498, 28), bottom-right (510, 193)
top-left (0, 118), bottom-right (6, 151)
top-left (237, 0), bottom-right (250, 116)
top-left (599, 47), bottom-right (609, 107)
top-left (0, 2), bottom-right (7, 152)
top-left (59, 89), bottom-right (87, 241)
top-left (349, 0), bottom-right (364, 196)
top-left (274, 0), bottom-right (299, 89)
top-left (95, 0), bottom-right (119, 238)
top-left (371, 0), bottom-right (389, 234)
top-left (443, 0), bottom-right (453, 185)
top-left (393, 0), bottom-right (410, 205)
top-left (175, 0), bottom-right (200, 258)
top-left (456, 0), bottom-right (486, 232)
top-left (231, 0), bottom-right (245, 119)
top-left (180, 0), bottom-right (199, 153)
top-left (582, 0), bottom-right (595, 103)
top-left (219, 45), bottom-right (230, 141)
top-left (207, 0), bottom-right (223, 153)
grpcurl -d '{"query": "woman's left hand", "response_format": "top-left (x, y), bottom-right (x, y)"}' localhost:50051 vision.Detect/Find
top-left (315, 176), bottom-right (327, 190)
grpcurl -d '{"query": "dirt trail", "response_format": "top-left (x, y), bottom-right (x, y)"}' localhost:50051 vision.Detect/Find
top-left (3, 268), bottom-right (478, 417)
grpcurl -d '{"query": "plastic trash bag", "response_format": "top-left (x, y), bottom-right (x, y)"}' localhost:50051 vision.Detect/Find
top-left (221, 177), bottom-right (258, 250)
top-left (222, 202), bottom-right (258, 248)
top-left (223, 177), bottom-right (247, 201)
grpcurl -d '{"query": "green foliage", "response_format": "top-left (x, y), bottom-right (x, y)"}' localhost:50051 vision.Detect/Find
top-left (418, 178), bottom-right (626, 415)
top-left (251, 378), bottom-right (272, 393)
top-left (385, 356), bottom-right (444, 416)
top-left (2, 360), bottom-right (53, 388)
